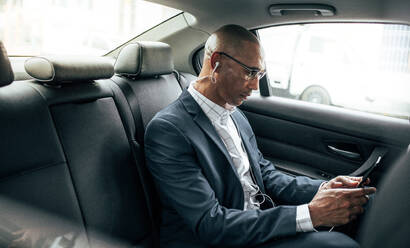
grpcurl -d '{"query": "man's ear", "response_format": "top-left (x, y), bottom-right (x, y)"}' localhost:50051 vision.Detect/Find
top-left (210, 52), bottom-right (221, 70)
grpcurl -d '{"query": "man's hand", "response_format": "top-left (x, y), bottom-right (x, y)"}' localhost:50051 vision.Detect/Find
top-left (308, 187), bottom-right (376, 227)
top-left (321, 176), bottom-right (370, 190)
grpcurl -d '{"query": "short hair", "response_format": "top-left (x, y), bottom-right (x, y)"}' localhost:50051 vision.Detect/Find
top-left (204, 24), bottom-right (260, 57)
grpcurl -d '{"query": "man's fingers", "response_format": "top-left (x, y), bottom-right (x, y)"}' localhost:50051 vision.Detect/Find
top-left (350, 195), bottom-right (369, 206)
top-left (346, 187), bottom-right (376, 197)
top-left (346, 176), bottom-right (363, 182)
top-left (328, 181), bottom-right (343, 188)
top-left (337, 176), bottom-right (360, 187)
top-left (362, 187), bottom-right (376, 195)
top-left (332, 187), bottom-right (376, 197)
top-left (350, 205), bottom-right (364, 215)
top-left (331, 176), bottom-right (372, 189)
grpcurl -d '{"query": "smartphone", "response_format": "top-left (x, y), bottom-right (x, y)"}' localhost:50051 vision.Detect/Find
top-left (358, 156), bottom-right (382, 187)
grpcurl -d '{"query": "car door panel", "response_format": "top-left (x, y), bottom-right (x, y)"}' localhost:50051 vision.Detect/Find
top-left (240, 95), bottom-right (409, 183)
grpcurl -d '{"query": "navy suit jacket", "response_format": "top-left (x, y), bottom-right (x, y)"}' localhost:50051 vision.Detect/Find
top-left (144, 90), bottom-right (323, 247)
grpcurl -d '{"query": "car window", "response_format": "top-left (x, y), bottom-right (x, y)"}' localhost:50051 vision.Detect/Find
top-left (0, 0), bottom-right (181, 56)
top-left (258, 24), bottom-right (410, 120)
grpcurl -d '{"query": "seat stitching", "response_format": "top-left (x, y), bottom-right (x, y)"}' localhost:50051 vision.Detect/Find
top-left (0, 161), bottom-right (66, 183)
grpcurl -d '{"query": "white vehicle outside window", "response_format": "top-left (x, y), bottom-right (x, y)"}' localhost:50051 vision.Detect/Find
top-left (258, 24), bottom-right (410, 120)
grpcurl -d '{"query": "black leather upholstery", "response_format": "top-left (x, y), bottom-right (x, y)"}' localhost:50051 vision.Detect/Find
top-left (112, 42), bottom-right (183, 129)
top-left (25, 56), bottom-right (114, 83)
top-left (179, 72), bottom-right (197, 89)
top-left (114, 42), bottom-right (174, 78)
top-left (112, 74), bottom-right (182, 128)
top-left (0, 48), bottom-right (157, 247)
top-left (360, 147), bottom-right (410, 247)
top-left (0, 82), bottom-right (89, 247)
top-left (27, 78), bottom-right (156, 247)
top-left (110, 42), bottom-right (199, 248)
top-left (50, 97), bottom-right (152, 247)
top-left (111, 42), bottom-right (188, 247)
top-left (0, 41), bottom-right (14, 86)
top-left (1, 40), bottom-right (196, 247)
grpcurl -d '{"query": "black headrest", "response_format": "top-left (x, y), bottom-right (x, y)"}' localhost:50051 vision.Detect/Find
top-left (114, 41), bottom-right (174, 78)
top-left (0, 41), bottom-right (14, 87)
top-left (24, 56), bottom-right (114, 84)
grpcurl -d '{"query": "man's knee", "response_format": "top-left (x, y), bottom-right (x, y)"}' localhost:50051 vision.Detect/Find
top-left (304, 232), bottom-right (359, 248)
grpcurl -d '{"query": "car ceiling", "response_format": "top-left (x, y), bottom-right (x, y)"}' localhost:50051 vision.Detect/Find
top-left (148, 0), bottom-right (410, 32)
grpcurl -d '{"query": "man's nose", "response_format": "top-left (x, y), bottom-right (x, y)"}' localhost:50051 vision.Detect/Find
top-left (248, 77), bottom-right (259, 91)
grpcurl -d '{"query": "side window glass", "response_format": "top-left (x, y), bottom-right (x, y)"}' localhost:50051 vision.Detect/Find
top-left (258, 24), bottom-right (410, 120)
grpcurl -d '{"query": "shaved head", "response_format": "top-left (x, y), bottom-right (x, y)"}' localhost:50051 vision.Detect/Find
top-left (195, 24), bottom-right (264, 108)
top-left (204, 24), bottom-right (260, 58)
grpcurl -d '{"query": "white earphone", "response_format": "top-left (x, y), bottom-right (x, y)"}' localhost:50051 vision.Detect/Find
top-left (210, 62), bottom-right (220, 83)
top-left (196, 62), bottom-right (220, 83)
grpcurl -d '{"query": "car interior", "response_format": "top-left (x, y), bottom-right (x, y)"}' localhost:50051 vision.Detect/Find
top-left (1, 0), bottom-right (409, 247)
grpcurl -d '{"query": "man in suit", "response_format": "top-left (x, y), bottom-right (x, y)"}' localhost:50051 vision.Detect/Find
top-left (144, 24), bottom-right (375, 248)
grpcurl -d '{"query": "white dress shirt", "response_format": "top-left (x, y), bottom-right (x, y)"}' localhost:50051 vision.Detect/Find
top-left (188, 82), bottom-right (314, 232)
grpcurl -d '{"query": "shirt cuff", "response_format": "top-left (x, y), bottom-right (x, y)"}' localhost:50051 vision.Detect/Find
top-left (296, 204), bottom-right (314, 232)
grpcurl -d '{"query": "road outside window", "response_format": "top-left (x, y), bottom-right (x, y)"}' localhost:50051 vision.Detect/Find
top-left (258, 24), bottom-right (410, 120)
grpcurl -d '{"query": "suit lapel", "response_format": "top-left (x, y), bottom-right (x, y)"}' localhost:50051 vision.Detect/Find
top-left (231, 111), bottom-right (265, 192)
top-left (179, 91), bottom-right (241, 179)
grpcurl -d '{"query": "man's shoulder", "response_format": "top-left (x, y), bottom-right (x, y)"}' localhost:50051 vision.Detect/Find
top-left (148, 97), bottom-right (191, 130)
top-left (144, 97), bottom-right (195, 145)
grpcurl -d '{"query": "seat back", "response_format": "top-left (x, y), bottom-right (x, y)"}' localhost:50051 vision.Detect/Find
top-left (0, 50), bottom-right (156, 247)
top-left (178, 71), bottom-right (197, 89)
top-left (359, 147), bottom-right (410, 247)
top-left (1, 39), bottom-right (196, 248)
top-left (25, 56), bottom-right (156, 247)
top-left (113, 41), bottom-right (182, 130)
top-left (0, 43), bottom-right (89, 246)
top-left (112, 41), bottom-right (199, 244)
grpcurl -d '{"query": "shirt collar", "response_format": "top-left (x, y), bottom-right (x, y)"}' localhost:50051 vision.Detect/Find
top-left (188, 81), bottom-right (236, 125)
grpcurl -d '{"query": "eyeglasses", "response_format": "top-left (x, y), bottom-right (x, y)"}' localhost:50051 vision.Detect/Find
top-left (215, 52), bottom-right (266, 80)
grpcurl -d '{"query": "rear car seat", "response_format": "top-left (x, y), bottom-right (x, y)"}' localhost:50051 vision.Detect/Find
top-left (112, 41), bottom-right (183, 135)
top-left (0, 42), bottom-right (157, 247)
top-left (111, 41), bottom-right (200, 247)
top-left (110, 41), bottom-right (194, 244)
top-left (1, 42), bottom-right (90, 247)
top-left (173, 70), bottom-right (198, 89)
top-left (360, 146), bottom-right (410, 247)
top-left (1, 39), bottom-right (197, 247)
